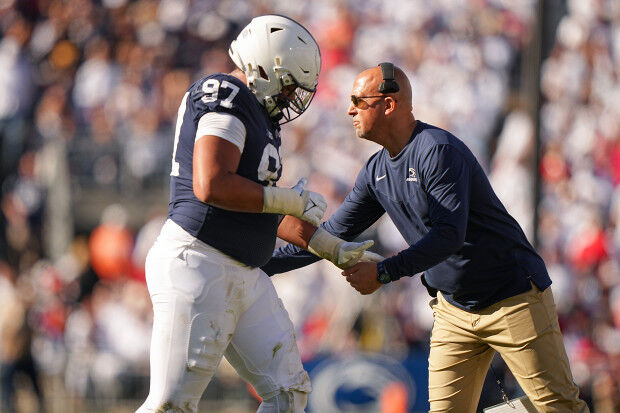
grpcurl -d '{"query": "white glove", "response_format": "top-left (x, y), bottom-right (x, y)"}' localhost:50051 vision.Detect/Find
top-left (262, 178), bottom-right (327, 226)
top-left (307, 227), bottom-right (376, 269)
top-left (358, 250), bottom-right (385, 263)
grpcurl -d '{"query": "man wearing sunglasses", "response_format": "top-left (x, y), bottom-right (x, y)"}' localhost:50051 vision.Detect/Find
top-left (263, 65), bottom-right (588, 412)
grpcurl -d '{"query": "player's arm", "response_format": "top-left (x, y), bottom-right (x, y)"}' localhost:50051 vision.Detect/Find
top-left (277, 215), bottom-right (316, 249)
top-left (277, 215), bottom-right (382, 269)
top-left (192, 117), bottom-right (326, 226)
top-left (195, 145), bottom-right (378, 269)
top-left (193, 135), bottom-right (262, 211)
top-left (264, 168), bottom-right (386, 274)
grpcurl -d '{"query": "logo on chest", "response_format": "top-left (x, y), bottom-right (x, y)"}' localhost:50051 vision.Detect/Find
top-left (406, 168), bottom-right (418, 182)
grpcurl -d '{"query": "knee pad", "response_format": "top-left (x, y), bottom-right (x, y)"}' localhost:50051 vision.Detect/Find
top-left (186, 311), bottom-right (235, 375)
top-left (257, 390), bottom-right (307, 413)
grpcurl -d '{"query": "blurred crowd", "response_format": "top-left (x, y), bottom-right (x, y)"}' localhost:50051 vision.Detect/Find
top-left (0, 0), bottom-right (618, 411)
top-left (536, 0), bottom-right (620, 411)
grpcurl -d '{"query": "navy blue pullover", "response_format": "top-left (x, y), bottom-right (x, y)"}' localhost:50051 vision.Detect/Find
top-left (263, 121), bottom-right (551, 310)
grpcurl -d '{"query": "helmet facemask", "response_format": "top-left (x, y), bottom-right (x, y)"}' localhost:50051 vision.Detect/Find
top-left (265, 73), bottom-right (317, 124)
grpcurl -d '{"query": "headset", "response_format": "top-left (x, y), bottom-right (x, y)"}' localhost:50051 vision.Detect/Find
top-left (377, 62), bottom-right (400, 93)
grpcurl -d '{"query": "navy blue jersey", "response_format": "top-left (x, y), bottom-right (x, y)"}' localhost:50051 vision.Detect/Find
top-left (263, 121), bottom-right (551, 310)
top-left (168, 73), bottom-right (282, 267)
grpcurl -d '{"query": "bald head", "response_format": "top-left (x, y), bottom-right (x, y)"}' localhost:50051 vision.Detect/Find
top-left (353, 65), bottom-right (412, 110)
top-left (348, 65), bottom-right (416, 156)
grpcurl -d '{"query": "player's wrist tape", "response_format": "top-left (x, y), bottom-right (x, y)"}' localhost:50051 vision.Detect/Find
top-left (262, 186), bottom-right (306, 217)
top-left (307, 227), bottom-right (343, 263)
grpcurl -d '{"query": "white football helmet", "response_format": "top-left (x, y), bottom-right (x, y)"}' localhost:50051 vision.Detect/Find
top-left (229, 15), bottom-right (321, 124)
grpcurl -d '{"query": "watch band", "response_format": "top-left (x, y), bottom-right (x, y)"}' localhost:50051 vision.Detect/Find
top-left (376, 261), bottom-right (391, 284)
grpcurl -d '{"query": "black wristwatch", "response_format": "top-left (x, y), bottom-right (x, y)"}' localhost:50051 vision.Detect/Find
top-left (376, 261), bottom-right (391, 284)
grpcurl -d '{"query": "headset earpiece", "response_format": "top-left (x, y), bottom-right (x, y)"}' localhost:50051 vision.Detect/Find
top-left (379, 62), bottom-right (400, 93)
top-left (378, 62), bottom-right (400, 94)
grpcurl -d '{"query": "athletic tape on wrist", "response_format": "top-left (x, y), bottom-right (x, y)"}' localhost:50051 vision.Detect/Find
top-left (262, 186), bottom-right (305, 216)
top-left (307, 227), bottom-right (343, 263)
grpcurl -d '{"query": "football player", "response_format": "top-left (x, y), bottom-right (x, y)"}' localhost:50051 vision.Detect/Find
top-left (137, 15), bottom-right (379, 413)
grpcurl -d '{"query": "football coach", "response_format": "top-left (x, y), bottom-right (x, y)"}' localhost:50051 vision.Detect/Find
top-left (262, 64), bottom-right (589, 412)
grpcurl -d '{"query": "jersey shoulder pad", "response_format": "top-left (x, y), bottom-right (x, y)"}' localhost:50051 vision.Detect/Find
top-left (189, 73), bottom-right (259, 119)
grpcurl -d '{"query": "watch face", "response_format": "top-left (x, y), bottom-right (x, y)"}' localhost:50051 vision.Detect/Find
top-left (377, 272), bottom-right (391, 284)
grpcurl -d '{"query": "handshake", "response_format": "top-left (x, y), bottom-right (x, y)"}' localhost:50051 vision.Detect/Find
top-left (263, 178), bottom-right (383, 269)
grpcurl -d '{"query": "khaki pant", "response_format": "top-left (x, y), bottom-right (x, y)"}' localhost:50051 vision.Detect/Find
top-left (428, 284), bottom-right (589, 413)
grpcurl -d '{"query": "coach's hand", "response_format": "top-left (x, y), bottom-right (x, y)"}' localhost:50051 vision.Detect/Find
top-left (342, 262), bottom-right (382, 295)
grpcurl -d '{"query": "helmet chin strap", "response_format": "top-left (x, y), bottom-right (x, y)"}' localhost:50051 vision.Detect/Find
top-left (260, 74), bottom-right (296, 122)
top-left (271, 111), bottom-right (285, 123)
top-left (263, 95), bottom-right (283, 117)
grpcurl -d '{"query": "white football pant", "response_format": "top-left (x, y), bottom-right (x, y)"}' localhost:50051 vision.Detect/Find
top-left (136, 220), bottom-right (311, 413)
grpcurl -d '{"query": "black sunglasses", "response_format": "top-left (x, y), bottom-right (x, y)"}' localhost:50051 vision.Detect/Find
top-left (350, 94), bottom-right (396, 108)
